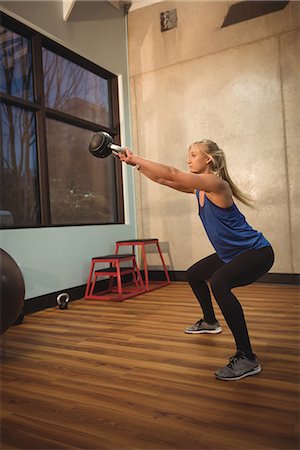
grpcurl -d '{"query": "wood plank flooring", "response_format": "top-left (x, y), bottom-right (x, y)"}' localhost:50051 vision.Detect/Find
top-left (1, 282), bottom-right (299, 450)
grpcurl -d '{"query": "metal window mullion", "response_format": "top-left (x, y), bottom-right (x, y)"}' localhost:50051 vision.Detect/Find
top-left (0, 93), bottom-right (41, 112)
top-left (45, 107), bottom-right (117, 134)
top-left (32, 35), bottom-right (51, 225)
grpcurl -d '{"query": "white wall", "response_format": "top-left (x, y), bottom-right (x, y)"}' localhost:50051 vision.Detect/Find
top-left (0, 1), bottom-right (137, 300)
top-left (128, 1), bottom-right (300, 274)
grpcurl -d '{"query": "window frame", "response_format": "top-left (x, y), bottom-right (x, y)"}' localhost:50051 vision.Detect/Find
top-left (0, 12), bottom-right (124, 229)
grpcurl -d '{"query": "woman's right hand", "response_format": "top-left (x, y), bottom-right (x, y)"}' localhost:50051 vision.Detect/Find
top-left (118, 148), bottom-right (138, 167)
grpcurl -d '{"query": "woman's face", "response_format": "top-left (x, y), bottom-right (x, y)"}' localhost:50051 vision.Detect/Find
top-left (187, 145), bottom-right (211, 174)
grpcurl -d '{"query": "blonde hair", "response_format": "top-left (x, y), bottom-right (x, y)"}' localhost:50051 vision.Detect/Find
top-left (190, 140), bottom-right (253, 207)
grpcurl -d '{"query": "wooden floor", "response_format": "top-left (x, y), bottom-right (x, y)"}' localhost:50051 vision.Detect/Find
top-left (0, 282), bottom-right (299, 450)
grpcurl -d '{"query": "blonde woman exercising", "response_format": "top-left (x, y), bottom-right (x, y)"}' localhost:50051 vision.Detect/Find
top-left (118, 140), bottom-right (274, 381)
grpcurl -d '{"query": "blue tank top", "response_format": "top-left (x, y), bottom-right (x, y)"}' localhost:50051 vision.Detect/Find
top-left (196, 190), bottom-right (270, 263)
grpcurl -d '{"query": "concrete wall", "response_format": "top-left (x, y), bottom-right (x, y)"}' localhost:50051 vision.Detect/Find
top-left (0, 1), bottom-right (137, 300)
top-left (128, 0), bottom-right (300, 274)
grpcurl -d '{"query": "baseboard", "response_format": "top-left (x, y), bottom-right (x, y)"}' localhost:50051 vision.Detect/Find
top-left (21, 270), bottom-right (299, 317)
top-left (23, 276), bottom-right (131, 316)
top-left (23, 284), bottom-right (87, 316)
top-left (150, 270), bottom-right (300, 285)
top-left (253, 272), bottom-right (300, 285)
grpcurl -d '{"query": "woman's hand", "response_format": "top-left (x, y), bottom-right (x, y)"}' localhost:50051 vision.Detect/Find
top-left (118, 148), bottom-right (138, 166)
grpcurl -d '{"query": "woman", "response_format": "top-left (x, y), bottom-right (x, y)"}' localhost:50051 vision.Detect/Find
top-left (118, 140), bottom-right (274, 381)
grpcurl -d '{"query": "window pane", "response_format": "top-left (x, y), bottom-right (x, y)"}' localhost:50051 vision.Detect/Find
top-left (0, 26), bottom-right (34, 101)
top-left (46, 119), bottom-right (118, 225)
top-left (43, 48), bottom-right (110, 127)
top-left (0, 103), bottom-right (40, 227)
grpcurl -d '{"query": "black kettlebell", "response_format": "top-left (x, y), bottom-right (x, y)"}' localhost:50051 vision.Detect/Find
top-left (57, 293), bottom-right (69, 310)
top-left (88, 131), bottom-right (126, 159)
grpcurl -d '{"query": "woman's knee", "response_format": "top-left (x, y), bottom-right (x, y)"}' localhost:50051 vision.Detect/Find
top-left (187, 265), bottom-right (200, 285)
top-left (187, 262), bottom-right (206, 285)
top-left (210, 273), bottom-right (229, 300)
top-left (187, 254), bottom-right (223, 286)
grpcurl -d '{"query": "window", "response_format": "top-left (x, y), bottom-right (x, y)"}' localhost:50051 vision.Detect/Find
top-left (0, 13), bottom-right (124, 228)
top-left (42, 48), bottom-right (111, 126)
top-left (46, 120), bottom-right (118, 225)
top-left (0, 103), bottom-right (40, 226)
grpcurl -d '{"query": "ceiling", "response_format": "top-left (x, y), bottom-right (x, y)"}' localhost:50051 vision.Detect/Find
top-left (63, 0), bottom-right (162, 20)
top-left (129, 0), bottom-right (162, 11)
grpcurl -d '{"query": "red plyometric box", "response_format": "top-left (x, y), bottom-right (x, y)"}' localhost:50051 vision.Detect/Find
top-left (115, 239), bottom-right (170, 292)
top-left (85, 254), bottom-right (145, 301)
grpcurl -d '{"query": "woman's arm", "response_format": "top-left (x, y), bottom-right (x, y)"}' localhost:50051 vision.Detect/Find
top-left (119, 149), bottom-right (227, 194)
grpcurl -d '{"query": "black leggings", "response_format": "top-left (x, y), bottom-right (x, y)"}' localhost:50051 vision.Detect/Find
top-left (187, 246), bottom-right (274, 358)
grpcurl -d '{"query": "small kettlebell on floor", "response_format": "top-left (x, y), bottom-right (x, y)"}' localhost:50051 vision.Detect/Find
top-left (56, 293), bottom-right (69, 310)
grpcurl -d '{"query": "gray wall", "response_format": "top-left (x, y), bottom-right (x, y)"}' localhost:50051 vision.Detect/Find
top-left (128, 1), bottom-right (300, 274)
top-left (0, 1), bottom-right (137, 300)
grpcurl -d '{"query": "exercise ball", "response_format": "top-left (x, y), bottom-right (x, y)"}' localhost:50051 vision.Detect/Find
top-left (0, 249), bottom-right (25, 335)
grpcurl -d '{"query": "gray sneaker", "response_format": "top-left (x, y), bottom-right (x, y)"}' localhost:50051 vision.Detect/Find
top-left (184, 319), bottom-right (222, 334)
top-left (215, 351), bottom-right (261, 381)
